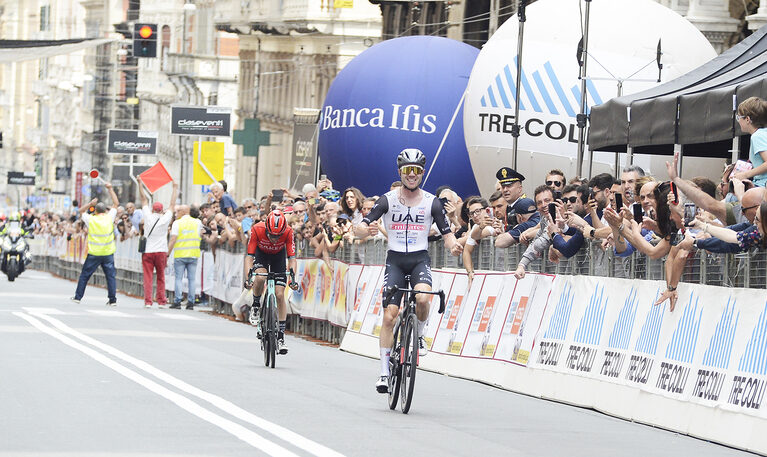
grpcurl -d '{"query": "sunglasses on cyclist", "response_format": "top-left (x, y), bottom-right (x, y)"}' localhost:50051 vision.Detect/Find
top-left (546, 180), bottom-right (562, 187)
top-left (400, 165), bottom-right (424, 175)
top-left (562, 196), bottom-right (578, 204)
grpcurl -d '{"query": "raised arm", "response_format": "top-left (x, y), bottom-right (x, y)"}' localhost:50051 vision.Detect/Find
top-left (104, 182), bottom-right (119, 209)
top-left (136, 176), bottom-right (149, 208)
top-left (79, 198), bottom-right (98, 214)
top-left (667, 151), bottom-right (726, 222)
top-left (169, 181), bottom-right (179, 212)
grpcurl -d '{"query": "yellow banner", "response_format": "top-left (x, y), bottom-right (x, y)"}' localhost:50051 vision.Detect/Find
top-left (192, 141), bottom-right (225, 185)
top-left (334, 0), bottom-right (353, 8)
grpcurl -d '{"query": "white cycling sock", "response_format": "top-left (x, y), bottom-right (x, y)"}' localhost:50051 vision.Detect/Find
top-left (380, 348), bottom-right (391, 376)
top-left (417, 319), bottom-right (427, 337)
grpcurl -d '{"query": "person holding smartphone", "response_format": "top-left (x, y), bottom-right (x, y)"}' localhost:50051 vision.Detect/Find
top-left (462, 197), bottom-right (495, 284)
top-left (513, 185), bottom-right (557, 279)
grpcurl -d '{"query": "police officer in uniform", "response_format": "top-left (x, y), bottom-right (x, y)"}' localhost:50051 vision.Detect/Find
top-left (496, 166), bottom-right (526, 209)
top-left (71, 182), bottom-right (120, 305)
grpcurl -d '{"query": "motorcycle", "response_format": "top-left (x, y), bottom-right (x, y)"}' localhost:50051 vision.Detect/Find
top-left (1, 221), bottom-right (33, 282)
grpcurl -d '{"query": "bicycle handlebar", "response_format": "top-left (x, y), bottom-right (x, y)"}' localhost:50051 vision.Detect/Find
top-left (383, 285), bottom-right (446, 314)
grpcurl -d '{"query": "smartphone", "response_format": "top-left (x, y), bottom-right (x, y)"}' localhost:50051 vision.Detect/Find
top-left (319, 174), bottom-right (327, 181)
top-left (588, 188), bottom-right (596, 201)
top-left (271, 189), bottom-right (283, 202)
top-left (548, 203), bottom-right (558, 219)
top-left (554, 190), bottom-right (562, 201)
top-left (683, 202), bottom-right (696, 227)
top-left (670, 181), bottom-right (679, 204)
top-left (439, 197), bottom-right (449, 207)
top-left (308, 197), bottom-right (318, 206)
top-left (632, 203), bottom-right (643, 224)
top-left (485, 207), bottom-right (493, 218)
top-left (614, 193), bottom-right (623, 210)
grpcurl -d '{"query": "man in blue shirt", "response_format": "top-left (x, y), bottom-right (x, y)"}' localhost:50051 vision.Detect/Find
top-left (494, 198), bottom-right (540, 248)
top-left (210, 181), bottom-right (237, 216)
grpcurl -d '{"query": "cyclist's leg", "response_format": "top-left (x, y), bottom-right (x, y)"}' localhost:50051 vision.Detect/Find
top-left (271, 249), bottom-right (289, 340)
top-left (410, 251), bottom-right (433, 338)
top-left (250, 249), bottom-right (269, 305)
top-left (380, 252), bottom-right (406, 377)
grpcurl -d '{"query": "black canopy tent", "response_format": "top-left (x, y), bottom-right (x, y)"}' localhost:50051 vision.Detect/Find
top-left (588, 25), bottom-right (767, 164)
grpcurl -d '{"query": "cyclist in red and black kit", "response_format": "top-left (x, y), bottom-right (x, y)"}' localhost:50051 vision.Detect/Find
top-left (244, 210), bottom-right (299, 355)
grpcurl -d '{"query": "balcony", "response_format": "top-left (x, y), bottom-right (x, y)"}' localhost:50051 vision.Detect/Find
top-left (214, 0), bottom-right (380, 31)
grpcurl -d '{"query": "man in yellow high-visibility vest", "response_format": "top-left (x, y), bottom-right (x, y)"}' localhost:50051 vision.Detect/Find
top-left (71, 181), bottom-right (120, 305)
top-left (167, 205), bottom-right (204, 309)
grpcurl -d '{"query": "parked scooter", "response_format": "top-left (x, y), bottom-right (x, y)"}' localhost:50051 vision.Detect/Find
top-left (1, 220), bottom-right (33, 281)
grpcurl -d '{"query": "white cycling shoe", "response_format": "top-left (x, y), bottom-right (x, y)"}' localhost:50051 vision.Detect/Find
top-left (418, 336), bottom-right (428, 357)
top-left (375, 376), bottom-right (389, 394)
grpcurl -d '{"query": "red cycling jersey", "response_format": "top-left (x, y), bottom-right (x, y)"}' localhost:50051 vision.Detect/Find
top-left (247, 221), bottom-right (296, 257)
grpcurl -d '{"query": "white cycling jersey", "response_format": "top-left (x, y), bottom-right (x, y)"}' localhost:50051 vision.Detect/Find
top-left (363, 189), bottom-right (452, 253)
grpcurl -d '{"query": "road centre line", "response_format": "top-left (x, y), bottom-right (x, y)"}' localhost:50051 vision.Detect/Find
top-left (25, 312), bottom-right (346, 457)
top-left (14, 312), bottom-right (301, 457)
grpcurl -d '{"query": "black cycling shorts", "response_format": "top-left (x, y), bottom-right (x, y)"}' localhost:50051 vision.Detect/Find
top-left (383, 250), bottom-right (432, 306)
top-left (251, 248), bottom-right (287, 287)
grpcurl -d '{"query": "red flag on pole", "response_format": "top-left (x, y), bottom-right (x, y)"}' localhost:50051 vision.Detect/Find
top-left (139, 161), bottom-right (172, 193)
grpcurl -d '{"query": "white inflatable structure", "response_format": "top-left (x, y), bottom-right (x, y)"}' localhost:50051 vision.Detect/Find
top-left (463, 0), bottom-right (717, 196)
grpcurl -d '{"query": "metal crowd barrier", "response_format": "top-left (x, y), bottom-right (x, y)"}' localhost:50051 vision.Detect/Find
top-left (313, 236), bottom-right (767, 290)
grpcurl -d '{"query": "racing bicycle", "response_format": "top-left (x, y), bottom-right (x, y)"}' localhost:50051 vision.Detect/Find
top-left (248, 268), bottom-right (296, 369)
top-left (383, 281), bottom-right (445, 414)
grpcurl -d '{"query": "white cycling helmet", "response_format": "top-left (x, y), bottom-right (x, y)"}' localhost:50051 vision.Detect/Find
top-left (396, 148), bottom-right (426, 169)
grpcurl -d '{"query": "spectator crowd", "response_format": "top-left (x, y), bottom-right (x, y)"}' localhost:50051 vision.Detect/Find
top-left (5, 98), bottom-right (767, 313)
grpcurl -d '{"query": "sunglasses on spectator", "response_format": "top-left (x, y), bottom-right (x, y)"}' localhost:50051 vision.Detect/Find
top-left (562, 196), bottom-right (578, 204)
top-left (546, 180), bottom-right (562, 187)
top-left (742, 204), bottom-right (760, 211)
top-left (400, 166), bottom-right (424, 175)
top-left (244, 205), bottom-right (255, 209)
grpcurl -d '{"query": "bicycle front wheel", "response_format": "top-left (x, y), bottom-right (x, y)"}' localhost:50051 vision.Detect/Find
top-left (266, 294), bottom-right (277, 368)
top-left (400, 313), bottom-right (418, 414)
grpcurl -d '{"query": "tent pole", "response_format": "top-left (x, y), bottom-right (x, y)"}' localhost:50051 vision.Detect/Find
top-left (731, 136), bottom-right (739, 165)
top-left (627, 146), bottom-right (633, 166)
top-left (576, 0), bottom-right (592, 178)
top-left (511, 0), bottom-right (528, 170)
top-left (675, 144), bottom-right (684, 177)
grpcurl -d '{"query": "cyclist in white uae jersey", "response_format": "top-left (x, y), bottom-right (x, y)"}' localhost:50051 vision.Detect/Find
top-left (355, 148), bottom-right (463, 394)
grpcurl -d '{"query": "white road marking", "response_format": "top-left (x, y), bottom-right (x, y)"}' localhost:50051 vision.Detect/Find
top-left (29, 312), bottom-right (346, 457)
top-left (157, 313), bottom-right (200, 321)
top-left (0, 293), bottom-right (71, 299)
top-left (86, 310), bottom-right (134, 318)
top-left (14, 312), bottom-right (301, 457)
top-left (21, 307), bottom-right (68, 315)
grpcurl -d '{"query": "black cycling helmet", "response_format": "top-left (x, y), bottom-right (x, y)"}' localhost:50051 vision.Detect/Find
top-left (396, 148), bottom-right (426, 169)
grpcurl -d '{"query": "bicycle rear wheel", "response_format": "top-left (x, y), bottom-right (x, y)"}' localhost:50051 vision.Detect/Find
top-left (387, 318), bottom-right (401, 410)
top-left (400, 313), bottom-right (418, 414)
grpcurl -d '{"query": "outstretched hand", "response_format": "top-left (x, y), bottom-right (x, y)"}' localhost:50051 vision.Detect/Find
top-left (666, 151), bottom-right (679, 181)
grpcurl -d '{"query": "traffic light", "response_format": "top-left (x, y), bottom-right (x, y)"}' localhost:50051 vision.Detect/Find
top-left (133, 23), bottom-right (157, 58)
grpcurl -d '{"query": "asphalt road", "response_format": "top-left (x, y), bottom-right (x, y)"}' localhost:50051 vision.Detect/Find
top-left (0, 270), bottom-right (754, 457)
